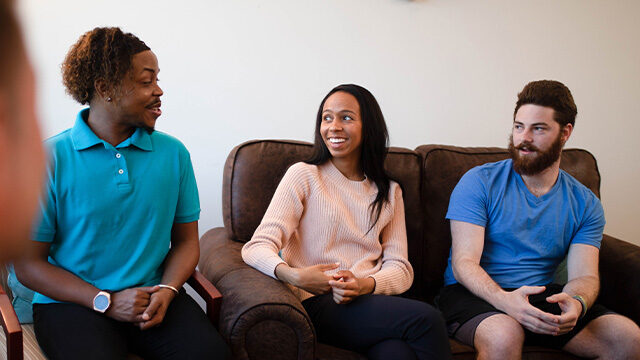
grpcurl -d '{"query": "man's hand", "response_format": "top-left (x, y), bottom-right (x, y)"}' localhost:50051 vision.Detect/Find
top-left (498, 286), bottom-right (561, 335)
top-left (328, 270), bottom-right (374, 304)
top-left (546, 292), bottom-right (582, 335)
top-left (106, 286), bottom-right (158, 322)
top-left (137, 287), bottom-right (177, 330)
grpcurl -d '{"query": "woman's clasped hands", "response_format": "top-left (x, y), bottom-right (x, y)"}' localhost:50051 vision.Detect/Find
top-left (329, 270), bottom-right (375, 304)
top-left (276, 262), bottom-right (375, 304)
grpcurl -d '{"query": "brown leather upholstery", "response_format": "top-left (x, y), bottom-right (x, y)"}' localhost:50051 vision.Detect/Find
top-left (223, 140), bottom-right (315, 242)
top-left (200, 140), bottom-right (640, 360)
top-left (598, 234), bottom-right (640, 324)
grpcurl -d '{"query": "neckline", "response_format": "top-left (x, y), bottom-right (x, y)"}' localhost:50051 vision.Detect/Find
top-left (512, 165), bottom-right (562, 203)
top-left (327, 159), bottom-right (368, 183)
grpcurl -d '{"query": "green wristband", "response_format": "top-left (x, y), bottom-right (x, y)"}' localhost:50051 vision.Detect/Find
top-left (572, 295), bottom-right (587, 319)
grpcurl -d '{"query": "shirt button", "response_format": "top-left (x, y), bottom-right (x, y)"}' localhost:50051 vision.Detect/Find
top-left (116, 153), bottom-right (122, 158)
top-left (118, 169), bottom-right (124, 175)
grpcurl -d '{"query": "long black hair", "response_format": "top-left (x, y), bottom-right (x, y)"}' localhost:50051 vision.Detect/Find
top-left (306, 84), bottom-right (390, 231)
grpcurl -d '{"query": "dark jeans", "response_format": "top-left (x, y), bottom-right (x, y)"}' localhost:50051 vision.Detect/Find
top-left (33, 290), bottom-right (230, 360)
top-left (302, 294), bottom-right (452, 360)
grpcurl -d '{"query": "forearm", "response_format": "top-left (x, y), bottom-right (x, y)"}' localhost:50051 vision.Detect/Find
top-left (564, 243), bottom-right (601, 309)
top-left (370, 262), bottom-right (413, 295)
top-left (562, 275), bottom-right (599, 308)
top-left (242, 240), bottom-right (287, 279)
top-left (274, 262), bottom-right (296, 286)
top-left (161, 235), bottom-right (199, 289)
top-left (358, 277), bottom-right (375, 295)
top-left (14, 259), bottom-right (98, 308)
top-left (454, 258), bottom-right (508, 309)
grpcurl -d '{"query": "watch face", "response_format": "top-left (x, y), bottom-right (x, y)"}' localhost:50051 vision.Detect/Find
top-left (94, 294), bottom-right (109, 311)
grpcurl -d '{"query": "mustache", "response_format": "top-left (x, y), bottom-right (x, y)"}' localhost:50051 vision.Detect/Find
top-left (146, 100), bottom-right (162, 108)
top-left (515, 142), bottom-right (539, 152)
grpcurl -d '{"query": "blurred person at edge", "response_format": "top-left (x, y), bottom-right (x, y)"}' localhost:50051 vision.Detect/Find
top-left (0, 0), bottom-right (45, 263)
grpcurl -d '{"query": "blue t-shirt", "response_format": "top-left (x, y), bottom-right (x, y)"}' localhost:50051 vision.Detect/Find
top-left (443, 159), bottom-right (605, 288)
top-left (30, 108), bottom-right (200, 304)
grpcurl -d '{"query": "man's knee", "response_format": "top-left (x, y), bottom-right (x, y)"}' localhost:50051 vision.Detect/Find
top-left (474, 314), bottom-right (524, 357)
top-left (600, 315), bottom-right (640, 357)
top-left (564, 314), bottom-right (640, 359)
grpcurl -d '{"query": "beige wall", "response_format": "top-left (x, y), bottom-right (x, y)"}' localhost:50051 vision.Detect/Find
top-left (18, 0), bottom-right (640, 245)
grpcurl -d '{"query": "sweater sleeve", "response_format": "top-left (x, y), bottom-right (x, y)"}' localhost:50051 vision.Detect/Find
top-left (370, 184), bottom-right (414, 295)
top-left (241, 163), bottom-right (310, 279)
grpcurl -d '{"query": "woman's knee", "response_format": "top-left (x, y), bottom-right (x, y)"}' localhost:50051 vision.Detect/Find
top-left (411, 301), bottom-right (447, 328)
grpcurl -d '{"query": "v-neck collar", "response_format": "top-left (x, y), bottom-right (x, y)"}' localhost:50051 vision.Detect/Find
top-left (513, 165), bottom-right (562, 204)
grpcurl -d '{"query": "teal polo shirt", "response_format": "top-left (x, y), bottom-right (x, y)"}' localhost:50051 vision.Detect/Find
top-left (31, 108), bottom-right (200, 304)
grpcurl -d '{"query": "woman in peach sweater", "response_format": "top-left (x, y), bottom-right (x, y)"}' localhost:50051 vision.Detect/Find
top-left (242, 84), bottom-right (451, 360)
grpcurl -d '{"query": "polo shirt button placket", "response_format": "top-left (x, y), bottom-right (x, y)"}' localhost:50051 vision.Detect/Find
top-left (115, 151), bottom-right (132, 192)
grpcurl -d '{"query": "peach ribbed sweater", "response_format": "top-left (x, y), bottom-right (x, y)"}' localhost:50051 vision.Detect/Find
top-left (241, 161), bottom-right (414, 301)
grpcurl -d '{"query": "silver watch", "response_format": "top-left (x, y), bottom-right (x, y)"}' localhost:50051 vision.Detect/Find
top-left (92, 291), bottom-right (111, 313)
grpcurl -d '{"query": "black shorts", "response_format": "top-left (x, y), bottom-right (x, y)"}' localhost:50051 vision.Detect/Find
top-left (436, 283), bottom-right (614, 349)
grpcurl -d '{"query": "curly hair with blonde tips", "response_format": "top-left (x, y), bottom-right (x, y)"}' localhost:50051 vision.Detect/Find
top-left (61, 27), bottom-right (150, 105)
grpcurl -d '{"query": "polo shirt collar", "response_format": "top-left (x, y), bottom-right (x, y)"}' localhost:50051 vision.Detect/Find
top-left (71, 109), bottom-right (101, 150)
top-left (70, 108), bottom-right (153, 151)
top-left (125, 128), bottom-right (153, 151)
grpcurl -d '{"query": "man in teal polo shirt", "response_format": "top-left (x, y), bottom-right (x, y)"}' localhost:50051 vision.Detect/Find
top-left (14, 27), bottom-right (229, 360)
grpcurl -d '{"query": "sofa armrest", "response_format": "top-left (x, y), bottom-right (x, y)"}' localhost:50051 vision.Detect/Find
top-left (598, 234), bottom-right (640, 324)
top-left (0, 283), bottom-right (22, 360)
top-left (199, 227), bottom-right (315, 360)
top-left (186, 269), bottom-right (223, 328)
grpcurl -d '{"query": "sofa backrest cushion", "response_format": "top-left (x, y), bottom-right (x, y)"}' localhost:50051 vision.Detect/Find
top-left (222, 140), bottom-right (423, 263)
top-left (414, 145), bottom-right (601, 303)
top-left (222, 140), bottom-right (313, 241)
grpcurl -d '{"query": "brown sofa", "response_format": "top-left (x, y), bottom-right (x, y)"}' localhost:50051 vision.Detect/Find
top-left (199, 139), bottom-right (640, 360)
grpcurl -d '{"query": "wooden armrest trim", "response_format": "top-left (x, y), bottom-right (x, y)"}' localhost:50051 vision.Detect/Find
top-left (186, 270), bottom-right (222, 328)
top-left (0, 284), bottom-right (23, 360)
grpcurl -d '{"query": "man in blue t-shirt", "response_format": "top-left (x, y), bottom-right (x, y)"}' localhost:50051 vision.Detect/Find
top-left (437, 80), bottom-right (640, 359)
top-left (12, 28), bottom-right (229, 360)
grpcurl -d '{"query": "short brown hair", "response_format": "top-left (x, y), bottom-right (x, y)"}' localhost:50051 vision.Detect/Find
top-left (61, 27), bottom-right (150, 104)
top-left (514, 80), bottom-right (577, 127)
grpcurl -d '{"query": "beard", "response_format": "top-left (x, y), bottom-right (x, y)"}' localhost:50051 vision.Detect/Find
top-left (508, 132), bottom-right (564, 176)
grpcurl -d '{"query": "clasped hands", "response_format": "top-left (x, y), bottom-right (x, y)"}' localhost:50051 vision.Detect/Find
top-left (105, 285), bottom-right (177, 330)
top-left (285, 263), bottom-right (374, 304)
top-left (499, 286), bottom-right (583, 336)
